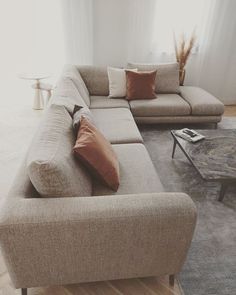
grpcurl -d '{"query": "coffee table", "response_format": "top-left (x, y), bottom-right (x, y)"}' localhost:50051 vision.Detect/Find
top-left (171, 129), bottom-right (236, 201)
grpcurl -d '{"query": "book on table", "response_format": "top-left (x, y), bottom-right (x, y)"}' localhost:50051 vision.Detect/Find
top-left (175, 128), bottom-right (205, 143)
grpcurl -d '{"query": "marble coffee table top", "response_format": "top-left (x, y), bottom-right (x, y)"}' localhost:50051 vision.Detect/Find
top-left (171, 129), bottom-right (236, 181)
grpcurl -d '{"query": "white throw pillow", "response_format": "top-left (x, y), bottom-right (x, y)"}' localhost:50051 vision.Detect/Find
top-left (107, 67), bottom-right (137, 98)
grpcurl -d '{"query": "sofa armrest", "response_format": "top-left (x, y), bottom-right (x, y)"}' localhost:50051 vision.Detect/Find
top-left (180, 86), bottom-right (224, 116)
top-left (0, 192), bottom-right (196, 289)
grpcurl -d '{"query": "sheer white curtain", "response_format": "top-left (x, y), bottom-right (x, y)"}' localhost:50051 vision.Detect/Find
top-left (61, 0), bottom-right (93, 65)
top-left (151, 0), bottom-right (207, 61)
top-left (127, 0), bottom-right (236, 104)
top-left (126, 0), bottom-right (208, 63)
top-left (195, 0), bottom-right (236, 104)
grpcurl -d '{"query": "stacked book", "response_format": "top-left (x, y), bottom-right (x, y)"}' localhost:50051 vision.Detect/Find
top-left (175, 128), bottom-right (205, 143)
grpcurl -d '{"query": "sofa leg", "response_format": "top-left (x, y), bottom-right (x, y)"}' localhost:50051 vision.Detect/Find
top-left (169, 274), bottom-right (175, 286)
top-left (22, 288), bottom-right (27, 295)
top-left (214, 123), bottom-right (218, 129)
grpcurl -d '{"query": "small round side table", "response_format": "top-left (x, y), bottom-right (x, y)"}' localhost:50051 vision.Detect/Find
top-left (18, 73), bottom-right (51, 110)
top-left (32, 82), bottom-right (54, 105)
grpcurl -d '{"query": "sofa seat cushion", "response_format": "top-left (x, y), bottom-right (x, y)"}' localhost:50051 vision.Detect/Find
top-left (91, 108), bottom-right (143, 144)
top-left (90, 95), bottom-right (130, 109)
top-left (129, 94), bottom-right (191, 117)
top-left (180, 86), bottom-right (225, 116)
top-left (93, 143), bottom-right (164, 196)
top-left (27, 104), bottom-right (92, 198)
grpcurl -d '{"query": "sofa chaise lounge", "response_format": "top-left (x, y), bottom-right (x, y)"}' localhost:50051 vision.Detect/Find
top-left (0, 63), bottom-right (213, 294)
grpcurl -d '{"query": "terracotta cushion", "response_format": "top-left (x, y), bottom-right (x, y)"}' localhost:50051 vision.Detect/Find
top-left (73, 117), bottom-right (120, 191)
top-left (125, 70), bottom-right (157, 100)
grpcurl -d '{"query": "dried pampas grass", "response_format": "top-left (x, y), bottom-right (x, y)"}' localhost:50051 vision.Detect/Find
top-left (174, 31), bottom-right (196, 85)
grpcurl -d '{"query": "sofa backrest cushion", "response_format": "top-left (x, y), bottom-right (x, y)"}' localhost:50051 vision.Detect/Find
top-left (77, 66), bottom-right (109, 96)
top-left (62, 65), bottom-right (90, 107)
top-left (27, 104), bottom-right (92, 198)
top-left (127, 62), bottom-right (180, 94)
top-left (50, 76), bottom-right (87, 114)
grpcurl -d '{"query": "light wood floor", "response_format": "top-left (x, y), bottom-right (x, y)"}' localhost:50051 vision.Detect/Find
top-left (1, 105), bottom-right (236, 295)
top-left (224, 105), bottom-right (236, 116)
top-left (0, 272), bottom-right (183, 295)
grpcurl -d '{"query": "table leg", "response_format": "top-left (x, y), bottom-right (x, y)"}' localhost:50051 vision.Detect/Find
top-left (218, 183), bottom-right (227, 202)
top-left (33, 80), bottom-right (44, 110)
top-left (172, 140), bottom-right (177, 158)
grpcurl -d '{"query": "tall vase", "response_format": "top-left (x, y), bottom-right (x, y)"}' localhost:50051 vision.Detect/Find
top-left (179, 69), bottom-right (186, 86)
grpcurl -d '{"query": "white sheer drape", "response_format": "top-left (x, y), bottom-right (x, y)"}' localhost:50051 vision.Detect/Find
top-left (195, 0), bottom-right (236, 104)
top-left (0, 0), bottom-right (235, 106)
top-left (126, 0), bottom-right (236, 104)
top-left (61, 0), bottom-right (93, 65)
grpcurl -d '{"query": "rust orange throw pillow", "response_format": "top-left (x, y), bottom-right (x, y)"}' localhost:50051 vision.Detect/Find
top-left (73, 116), bottom-right (120, 191)
top-left (125, 70), bottom-right (157, 100)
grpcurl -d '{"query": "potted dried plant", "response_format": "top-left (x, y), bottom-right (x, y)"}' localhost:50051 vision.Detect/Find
top-left (174, 31), bottom-right (196, 85)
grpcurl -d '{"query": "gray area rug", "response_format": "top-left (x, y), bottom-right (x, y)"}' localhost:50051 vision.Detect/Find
top-left (139, 117), bottom-right (236, 295)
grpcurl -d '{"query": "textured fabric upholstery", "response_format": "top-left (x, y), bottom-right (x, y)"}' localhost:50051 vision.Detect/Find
top-left (0, 172), bottom-right (197, 288)
top-left (27, 104), bottom-right (92, 198)
top-left (50, 76), bottom-right (88, 113)
top-left (129, 94), bottom-right (191, 117)
top-left (93, 143), bottom-right (164, 196)
top-left (134, 115), bottom-right (222, 124)
top-left (0, 64), bottom-right (199, 291)
top-left (72, 105), bottom-right (95, 134)
top-left (91, 108), bottom-right (143, 144)
top-left (180, 86), bottom-right (225, 116)
top-left (90, 95), bottom-right (130, 109)
top-left (77, 66), bottom-right (109, 96)
top-left (62, 65), bottom-right (90, 107)
top-left (127, 62), bottom-right (180, 94)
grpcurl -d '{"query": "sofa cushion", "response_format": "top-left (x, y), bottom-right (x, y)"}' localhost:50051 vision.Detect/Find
top-left (180, 86), bottom-right (225, 116)
top-left (107, 66), bottom-right (127, 97)
top-left (62, 65), bottom-right (90, 107)
top-left (107, 67), bottom-right (138, 97)
top-left (73, 117), bottom-right (120, 191)
top-left (91, 108), bottom-right (143, 144)
top-left (77, 66), bottom-right (109, 96)
top-left (51, 77), bottom-right (88, 113)
top-left (93, 143), bottom-right (164, 196)
top-left (90, 96), bottom-right (129, 109)
top-left (127, 62), bottom-right (180, 94)
top-left (27, 104), bottom-right (92, 198)
top-left (126, 70), bottom-right (157, 100)
top-left (129, 94), bottom-right (191, 117)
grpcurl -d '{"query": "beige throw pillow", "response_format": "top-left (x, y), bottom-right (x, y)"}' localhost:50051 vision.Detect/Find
top-left (107, 67), bottom-right (137, 97)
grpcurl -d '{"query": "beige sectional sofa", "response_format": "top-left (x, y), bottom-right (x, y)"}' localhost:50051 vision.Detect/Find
top-left (0, 64), bottom-right (201, 294)
top-left (79, 63), bottom-right (224, 125)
